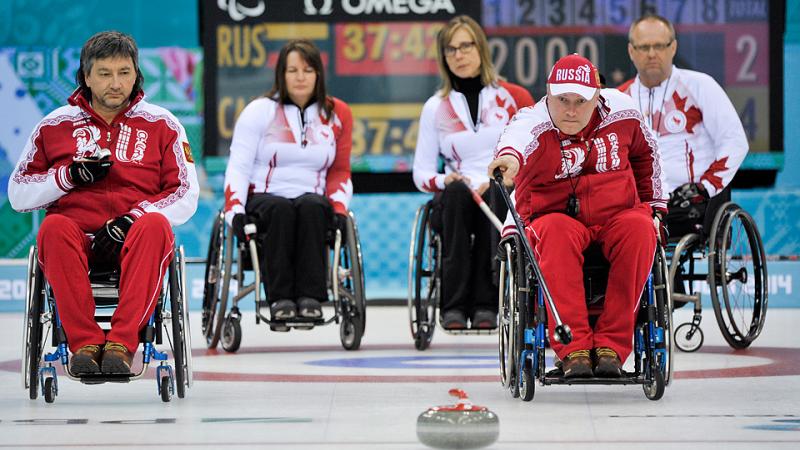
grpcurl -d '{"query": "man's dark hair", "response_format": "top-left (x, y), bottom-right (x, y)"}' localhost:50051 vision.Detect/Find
top-left (76, 31), bottom-right (143, 102)
top-left (266, 39), bottom-right (332, 120)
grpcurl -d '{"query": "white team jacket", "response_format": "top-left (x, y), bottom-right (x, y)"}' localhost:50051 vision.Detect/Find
top-left (619, 66), bottom-right (748, 196)
top-left (223, 96), bottom-right (353, 226)
top-left (412, 81), bottom-right (533, 192)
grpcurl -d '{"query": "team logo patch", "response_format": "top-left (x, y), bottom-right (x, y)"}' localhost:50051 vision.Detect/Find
top-left (664, 110), bottom-right (687, 133)
top-left (555, 145), bottom-right (586, 179)
top-left (72, 125), bottom-right (103, 158)
top-left (112, 126), bottom-right (146, 164)
top-left (182, 141), bottom-right (194, 163)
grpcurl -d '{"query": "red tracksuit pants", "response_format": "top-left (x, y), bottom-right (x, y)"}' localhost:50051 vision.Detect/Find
top-left (526, 205), bottom-right (656, 362)
top-left (37, 213), bottom-right (174, 354)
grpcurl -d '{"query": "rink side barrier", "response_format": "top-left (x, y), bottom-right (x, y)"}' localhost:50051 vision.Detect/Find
top-left (1, 189), bottom-right (798, 312)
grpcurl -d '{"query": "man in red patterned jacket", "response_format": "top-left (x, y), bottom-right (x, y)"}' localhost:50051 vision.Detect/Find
top-left (8, 31), bottom-right (199, 375)
top-left (488, 54), bottom-right (667, 378)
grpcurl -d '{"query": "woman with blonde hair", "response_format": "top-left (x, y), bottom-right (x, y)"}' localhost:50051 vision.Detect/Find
top-left (412, 15), bottom-right (533, 329)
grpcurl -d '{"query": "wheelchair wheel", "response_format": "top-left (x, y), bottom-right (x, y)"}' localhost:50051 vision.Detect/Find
top-left (498, 237), bottom-right (523, 398)
top-left (517, 267), bottom-right (535, 402)
top-left (22, 247), bottom-right (44, 400)
top-left (202, 210), bottom-right (227, 348)
top-left (168, 247), bottom-right (191, 399)
top-left (221, 315), bottom-right (242, 353)
top-left (43, 376), bottom-right (56, 404)
top-left (708, 203), bottom-right (768, 349)
top-left (520, 361), bottom-right (535, 402)
top-left (643, 369), bottom-right (665, 401)
top-left (408, 203), bottom-right (440, 351)
top-left (160, 375), bottom-right (172, 403)
top-left (652, 246), bottom-right (674, 385)
top-left (674, 322), bottom-right (704, 352)
top-left (337, 212), bottom-right (366, 351)
top-left (667, 232), bottom-right (703, 310)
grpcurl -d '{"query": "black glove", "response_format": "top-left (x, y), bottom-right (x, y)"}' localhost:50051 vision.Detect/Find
top-left (496, 234), bottom-right (517, 263)
top-left (333, 213), bottom-right (349, 233)
top-left (92, 215), bottom-right (135, 260)
top-left (231, 213), bottom-right (250, 243)
top-left (653, 208), bottom-right (669, 246)
top-left (68, 157), bottom-right (113, 186)
top-left (669, 182), bottom-right (709, 209)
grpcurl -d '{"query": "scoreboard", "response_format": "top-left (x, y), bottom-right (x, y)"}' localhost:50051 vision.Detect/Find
top-left (201, 0), bottom-right (782, 173)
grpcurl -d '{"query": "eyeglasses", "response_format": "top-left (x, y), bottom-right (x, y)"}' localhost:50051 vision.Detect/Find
top-left (444, 41), bottom-right (476, 57)
top-left (631, 40), bottom-right (674, 53)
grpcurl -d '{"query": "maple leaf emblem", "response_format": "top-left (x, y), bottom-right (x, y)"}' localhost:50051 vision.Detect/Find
top-left (224, 185), bottom-right (242, 212)
top-left (672, 92), bottom-right (703, 133)
top-left (421, 177), bottom-right (440, 193)
top-left (496, 94), bottom-right (516, 118)
top-left (700, 157), bottom-right (730, 191)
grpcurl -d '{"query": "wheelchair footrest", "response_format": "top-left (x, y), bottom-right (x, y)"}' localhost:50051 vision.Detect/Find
top-left (282, 318), bottom-right (325, 327)
top-left (78, 373), bottom-right (133, 385)
top-left (542, 369), bottom-right (644, 385)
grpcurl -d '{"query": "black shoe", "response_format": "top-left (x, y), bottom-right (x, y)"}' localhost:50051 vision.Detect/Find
top-left (269, 299), bottom-right (297, 320)
top-left (70, 344), bottom-right (102, 375)
top-left (442, 310), bottom-right (467, 330)
top-left (471, 309), bottom-right (497, 329)
top-left (593, 347), bottom-right (623, 378)
top-left (297, 297), bottom-right (323, 319)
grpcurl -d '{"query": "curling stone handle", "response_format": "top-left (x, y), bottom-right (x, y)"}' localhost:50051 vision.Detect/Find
top-left (448, 388), bottom-right (468, 400)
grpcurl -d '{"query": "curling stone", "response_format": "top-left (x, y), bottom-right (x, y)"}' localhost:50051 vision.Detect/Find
top-left (416, 388), bottom-right (499, 449)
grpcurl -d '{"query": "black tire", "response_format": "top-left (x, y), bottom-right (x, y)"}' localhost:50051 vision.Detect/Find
top-left (202, 211), bottom-right (226, 348)
top-left (644, 369), bottom-right (665, 401)
top-left (23, 248), bottom-right (44, 400)
top-left (221, 315), bottom-right (242, 353)
top-left (498, 238), bottom-right (521, 398)
top-left (338, 213), bottom-right (366, 351)
top-left (652, 246), bottom-right (674, 385)
top-left (408, 203), bottom-right (439, 351)
top-left (674, 322), bottom-right (704, 352)
top-left (168, 253), bottom-right (188, 399)
top-left (708, 204), bottom-right (768, 349)
top-left (160, 376), bottom-right (172, 403)
top-left (514, 240), bottom-right (532, 400)
top-left (520, 362), bottom-right (535, 402)
top-left (43, 377), bottom-right (55, 404)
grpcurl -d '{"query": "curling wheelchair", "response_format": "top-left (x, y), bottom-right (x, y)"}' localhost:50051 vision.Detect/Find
top-left (408, 199), bottom-right (499, 351)
top-left (202, 209), bottom-right (366, 351)
top-left (497, 235), bottom-right (674, 402)
top-left (664, 186), bottom-right (767, 352)
top-left (21, 245), bottom-right (192, 403)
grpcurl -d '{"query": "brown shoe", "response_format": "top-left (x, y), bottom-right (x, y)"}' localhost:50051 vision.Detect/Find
top-left (562, 350), bottom-right (592, 378)
top-left (594, 347), bottom-right (623, 378)
top-left (70, 344), bottom-right (102, 375)
top-left (101, 342), bottom-right (133, 374)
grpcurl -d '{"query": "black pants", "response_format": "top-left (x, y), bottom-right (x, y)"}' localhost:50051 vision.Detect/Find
top-left (435, 182), bottom-right (506, 316)
top-left (245, 193), bottom-right (333, 304)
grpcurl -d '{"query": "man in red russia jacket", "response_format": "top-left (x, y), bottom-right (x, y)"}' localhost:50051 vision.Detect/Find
top-left (8, 31), bottom-right (199, 375)
top-left (488, 54), bottom-right (667, 378)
